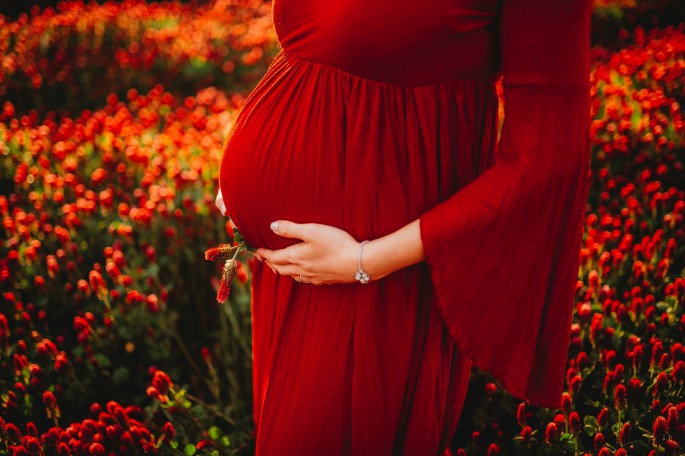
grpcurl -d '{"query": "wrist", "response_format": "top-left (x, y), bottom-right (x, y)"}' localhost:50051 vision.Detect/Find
top-left (358, 237), bottom-right (392, 282)
top-left (353, 218), bottom-right (425, 283)
top-left (353, 240), bottom-right (371, 283)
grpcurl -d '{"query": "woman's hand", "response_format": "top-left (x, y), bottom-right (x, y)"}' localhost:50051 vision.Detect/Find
top-left (255, 218), bottom-right (426, 285)
top-left (215, 188), bottom-right (227, 216)
top-left (256, 220), bottom-right (360, 285)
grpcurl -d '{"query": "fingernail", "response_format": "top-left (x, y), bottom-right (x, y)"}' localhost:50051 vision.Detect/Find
top-left (270, 221), bottom-right (279, 232)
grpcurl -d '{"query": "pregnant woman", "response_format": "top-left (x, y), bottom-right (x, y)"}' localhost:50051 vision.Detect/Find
top-left (217, 0), bottom-right (591, 453)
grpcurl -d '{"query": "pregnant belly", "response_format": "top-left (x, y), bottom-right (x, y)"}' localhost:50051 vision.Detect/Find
top-left (218, 51), bottom-right (412, 253)
top-left (218, 66), bottom-right (348, 251)
top-left (218, 50), bottom-right (499, 253)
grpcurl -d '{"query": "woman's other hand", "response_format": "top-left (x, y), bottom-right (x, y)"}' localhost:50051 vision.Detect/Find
top-left (256, 220), bottom-right (360, 285)
top-left (215, 188), bottom-right (227, 216)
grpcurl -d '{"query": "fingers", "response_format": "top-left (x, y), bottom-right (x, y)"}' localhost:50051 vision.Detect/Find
top-left (268, 263), bottom-right (300, 277)
top-left (264, 260), bottom-right (278, 275)
top-left (256, 251), bottom-right (325, 284)
top-left (257, 243), bottom-right (306, 266)
top-left (215, 188), bottom-right (227, 216)
top-left (270, 220), bottom-right (312, 241)
top-left (256, 220), bottom-right (320, 280)
top-left (258, 219), bottom-right (312, 262)
top-left (257, 248), bottom-right (284, 266)
top-left (264, 261), bottom-right (316, 284)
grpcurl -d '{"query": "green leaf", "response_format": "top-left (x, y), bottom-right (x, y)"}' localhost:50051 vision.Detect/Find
top-left (112, 367), bottom-right (130, 385)
top-left (184, 444), bottom-right (197, 456)
top-left (209, 426), bottom-right (221, 440)
top-left (220, 436), bottom-right (230, 448)
top-left (232, 227), bottom-right (254, 252)
top-left (93, 353), bottom-right (111, 368)
top-left (584, 415), bottom-right (598, 427)
top-left (612, 422), bottom-right (621, 435)
top-left (584, 415), bottom-right (598, 436)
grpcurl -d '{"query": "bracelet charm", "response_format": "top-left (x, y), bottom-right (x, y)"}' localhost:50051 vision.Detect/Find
top-left (355, 240), bottom-right (370, 284)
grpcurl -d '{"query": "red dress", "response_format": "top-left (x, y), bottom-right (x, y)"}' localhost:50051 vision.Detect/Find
top-left (218, 0), bottom-right (591, 454)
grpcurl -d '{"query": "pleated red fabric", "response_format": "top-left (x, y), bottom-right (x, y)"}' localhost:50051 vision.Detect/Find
top-left (218, 0), bottom-right (591, 453)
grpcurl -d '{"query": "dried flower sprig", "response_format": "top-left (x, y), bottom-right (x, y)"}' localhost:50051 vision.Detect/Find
top-left (204, 244), bottom-right (241, 261)
top-left (205, 226), bottom-right (255, 303)
top-left (216, 258), bottom-right (238, 303)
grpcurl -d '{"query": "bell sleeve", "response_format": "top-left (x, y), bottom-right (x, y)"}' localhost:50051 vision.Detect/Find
top-left (419, 0), bottom-right (592, 409)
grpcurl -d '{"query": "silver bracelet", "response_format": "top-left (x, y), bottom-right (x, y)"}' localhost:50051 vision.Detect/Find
top-left (354, 240), bottom-right (370, 284)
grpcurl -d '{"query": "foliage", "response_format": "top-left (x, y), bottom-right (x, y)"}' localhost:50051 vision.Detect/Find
top-left (0, 1), bottom-right (268, 452)
top-left (0, 0), bottom-right (278, 116)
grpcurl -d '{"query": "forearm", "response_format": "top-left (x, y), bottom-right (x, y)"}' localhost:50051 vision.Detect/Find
top-left (256, 217), bottom-right (426, 284)
top-left (362, 218), bottom-right (425, 281)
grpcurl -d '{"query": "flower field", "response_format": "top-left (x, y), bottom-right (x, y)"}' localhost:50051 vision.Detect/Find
top-left (453, 21), bottom-right (685, 455)
top-left (0, 0), bottom-right (684, 455)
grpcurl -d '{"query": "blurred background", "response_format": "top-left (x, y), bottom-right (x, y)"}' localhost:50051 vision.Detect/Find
top-left (1, 0), bottom-right (211, 18)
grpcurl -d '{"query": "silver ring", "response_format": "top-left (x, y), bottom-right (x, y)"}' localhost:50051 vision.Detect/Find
top-left (298, 274), bottom-right (303, 282)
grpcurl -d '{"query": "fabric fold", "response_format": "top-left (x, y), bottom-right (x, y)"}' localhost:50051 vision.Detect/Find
top-left (419, 0), bottom-right (592, 408)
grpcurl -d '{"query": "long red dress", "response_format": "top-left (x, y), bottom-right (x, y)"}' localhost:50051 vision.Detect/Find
top-left (218, 0), bottom-right (592, 454)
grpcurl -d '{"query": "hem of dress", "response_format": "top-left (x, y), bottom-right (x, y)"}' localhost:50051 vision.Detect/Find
top-left (278, 47), bottom-right (501, 89)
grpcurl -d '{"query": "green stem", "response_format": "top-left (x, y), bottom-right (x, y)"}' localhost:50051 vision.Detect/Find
top-left (231, 243), bottom-right (243, 261)
top-left (617, 409), bottom-right (622, 433)
top-left (186, 392), bottom-right (236, 426)
top-left (172, 331), bottom-right (221, 403)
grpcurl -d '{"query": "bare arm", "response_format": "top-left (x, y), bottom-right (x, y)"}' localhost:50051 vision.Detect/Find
top-left (254, 218), bottom-right (424, 284)
top-left (361, 219), bottom-right (424, 281)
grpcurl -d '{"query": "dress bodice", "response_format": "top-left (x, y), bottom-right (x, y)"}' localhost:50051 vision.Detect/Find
top-left (272, 0), bottom-right (502, 85)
